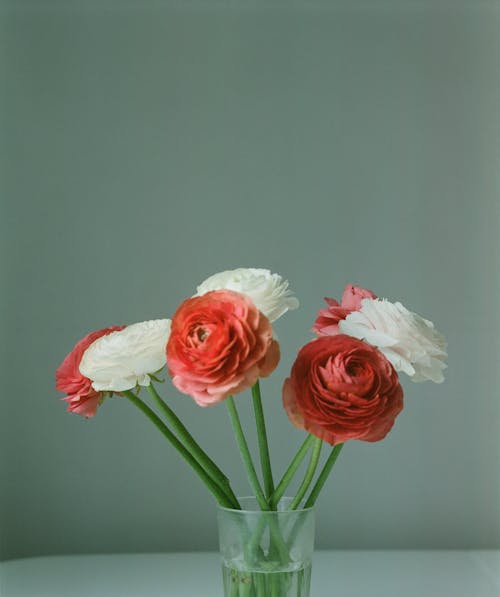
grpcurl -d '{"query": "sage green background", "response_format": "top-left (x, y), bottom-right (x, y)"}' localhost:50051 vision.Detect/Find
top-left (1, 0), bottom-right (499, 561)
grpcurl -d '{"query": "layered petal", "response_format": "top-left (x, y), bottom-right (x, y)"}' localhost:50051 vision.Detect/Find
top-left (167, 290), bottom-right (279, 406)
top-left (56, 325), bottom-right (125, 417)
top-left (339, 299), bottom-right (447, 383)
top-left (196, 268), bottom-right (299, 322)
top-left (79, 320), bottom-right (171, 392)
top-left (313, 284), bottom-right (377, 336)
top-left (283, 335), bottom-right (404, 444)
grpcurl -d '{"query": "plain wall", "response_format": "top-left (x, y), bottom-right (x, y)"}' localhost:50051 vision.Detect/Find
top-left (1, 0), bottom-right (499, 561)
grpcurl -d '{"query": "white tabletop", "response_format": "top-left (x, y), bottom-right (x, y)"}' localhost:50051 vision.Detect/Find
top-left (1, 551), bottom-right (499, 596)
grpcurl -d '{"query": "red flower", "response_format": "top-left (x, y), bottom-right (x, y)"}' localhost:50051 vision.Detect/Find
top-left (167, 290), bottom-right (279, 406)
top-left (56, 326), bottom-right (125, 418)
top-left (283, 335), bottom-right (403, 444)
top-left (313, 284), bottom-right (377, 336)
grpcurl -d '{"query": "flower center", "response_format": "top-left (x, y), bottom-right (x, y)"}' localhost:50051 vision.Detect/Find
top-left (186, 323), bottom-right (215, 349)
top-left (197, 328), bottom-right (209, 342)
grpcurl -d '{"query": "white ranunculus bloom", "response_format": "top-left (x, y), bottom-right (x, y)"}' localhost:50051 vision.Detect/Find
top-left (339, 299), bottom-right (447, 383)
top-left (79, 319), bottom-right (171, 392)
top-left (195, 268), bottom-right (299, 322)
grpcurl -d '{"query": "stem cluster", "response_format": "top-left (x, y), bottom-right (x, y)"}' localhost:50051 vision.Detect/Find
top-left (124, 380), bottom-right (344, 514)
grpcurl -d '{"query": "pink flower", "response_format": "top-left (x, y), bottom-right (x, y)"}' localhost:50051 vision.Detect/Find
top-left (167, 290), bottom-right (280, 406)
top-left (56, 326), bottom-right (125, 418)
top-left (312, 284), bottom-right (377, 336)
top-left (283, 335), bottom-right (404, 444)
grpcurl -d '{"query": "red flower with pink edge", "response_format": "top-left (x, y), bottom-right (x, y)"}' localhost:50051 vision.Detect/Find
top-left (312, 283), bottom-right (377, 336)
top-left (167, 290), bottom-right (279, 406)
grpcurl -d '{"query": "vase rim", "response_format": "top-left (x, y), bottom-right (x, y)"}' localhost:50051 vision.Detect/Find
top-left (217, 496), bottom-right (314, 514)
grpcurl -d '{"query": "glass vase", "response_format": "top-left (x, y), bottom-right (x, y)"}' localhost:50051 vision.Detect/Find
top-left (217, 497), bottom-right (315, 597)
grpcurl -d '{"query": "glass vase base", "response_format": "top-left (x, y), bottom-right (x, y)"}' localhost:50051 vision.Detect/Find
top-left (222, 563), bottom-right (311, 597)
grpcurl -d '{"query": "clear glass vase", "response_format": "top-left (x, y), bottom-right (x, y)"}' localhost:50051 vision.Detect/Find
top-left (217, 497), bottom-right (315, 597)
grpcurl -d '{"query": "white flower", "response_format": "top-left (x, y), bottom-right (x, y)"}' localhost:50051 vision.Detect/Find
top-left (195, 268), bottom-right (299, 322)
top-left (79, 319), bottom-right (171, 392)
top-left (339, 299), bottom-right (447, 383)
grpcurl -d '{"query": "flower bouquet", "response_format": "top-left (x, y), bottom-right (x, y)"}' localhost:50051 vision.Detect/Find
top-left (56, 268), bottom-right (447, 597)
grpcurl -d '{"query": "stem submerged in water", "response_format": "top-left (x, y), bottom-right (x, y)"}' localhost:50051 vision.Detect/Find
top-left (222, 565), bottom-right (310, 597)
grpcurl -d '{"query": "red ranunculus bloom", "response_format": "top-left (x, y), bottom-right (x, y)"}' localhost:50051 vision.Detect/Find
top-left (312, 284), bottom-right (377, 336)
top-left (56, 326), bottom-right (125, 418)
top-left (283, 335), bottom-right (403, 444)
top-left (167, 290), bottom-right (279, 406)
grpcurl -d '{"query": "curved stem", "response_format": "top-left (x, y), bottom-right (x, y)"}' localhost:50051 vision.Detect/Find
top-left (226, 396), bottom-right (269, 511)
top-left (304, 442), bottom-right (344, 508)
top-left (289, 437), bottom-right (322, 510)
top-left (270, 435), bottom-right (315, 509)
top-left (251, 381), bottom-right (275, 501)
top-left (147, 383), bottom-right (239, 509)
top-left (122, 390), bottom-right (234, 508)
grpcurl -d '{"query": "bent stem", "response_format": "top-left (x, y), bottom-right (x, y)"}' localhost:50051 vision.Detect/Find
top-left (251, 381), bottom-right (275, 502)
top-left (226, 396), bottom-right (269, 511)
top-left (304, 442), bottom-right (344, 508)
top-left (270, 435), bottom-right (315, 509)
top-left (147, 383), bottom-right (239, 509)
top-left (289, 437), bottom-right (322, 510)
top-left (123, 390), bottom-right (234, 508)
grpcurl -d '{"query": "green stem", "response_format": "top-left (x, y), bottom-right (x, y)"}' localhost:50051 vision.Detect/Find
top-left (304, 443), bottom-right (344, 508)
top-left (226, 396), bottom-right (269, 511)
top-left (270, 435), bottom-right (315, 509)
top-left (122, 390), bottom-right (234, 508)
top-left (147, 383), bottom-right (239, 509)
top-left (289, 437), bottom-right (322, 510)
top-left (251, 381), bottom-right (275, 502)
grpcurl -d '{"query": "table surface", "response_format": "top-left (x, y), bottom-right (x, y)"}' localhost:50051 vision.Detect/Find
top-left (1, 550), bottom-right (499, 597)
